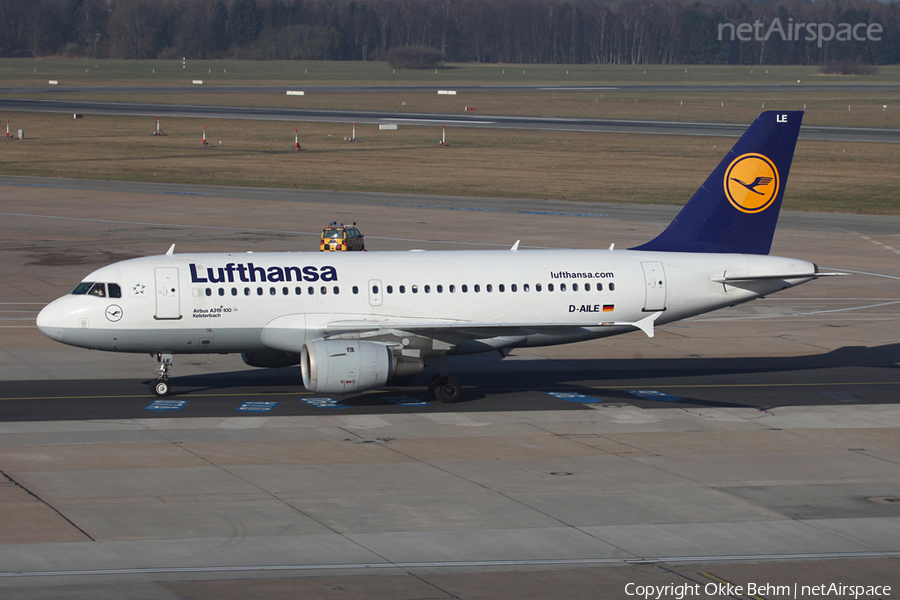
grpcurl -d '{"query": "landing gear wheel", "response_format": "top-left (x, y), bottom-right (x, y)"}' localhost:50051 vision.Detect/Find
top-left (151, 353), bottom-right (174, 397)
top-left (152, 378), bottom-right (170, 397)
top-left (429, 375), bottom-right (462, 403)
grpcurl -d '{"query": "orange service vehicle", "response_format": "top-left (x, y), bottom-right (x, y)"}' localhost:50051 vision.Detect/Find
top-left (320, 222), bottom-right (365, 251)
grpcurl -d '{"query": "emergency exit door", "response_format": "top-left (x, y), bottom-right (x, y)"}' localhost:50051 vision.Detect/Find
top-left (368, 279), bottom-right (383, 306)
top-left (154, 267), bottom-right (182, 320)
top-left (641, 261), bottom-right (667, 312)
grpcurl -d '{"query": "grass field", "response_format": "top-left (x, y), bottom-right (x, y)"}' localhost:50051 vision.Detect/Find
top-left (1, 60), bottom-right (898, 214)
top-left (3, 111), bottom-right (898, 214)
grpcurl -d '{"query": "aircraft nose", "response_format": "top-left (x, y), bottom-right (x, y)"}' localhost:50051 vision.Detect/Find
top-left (36, 300), bottom-right (65, 342)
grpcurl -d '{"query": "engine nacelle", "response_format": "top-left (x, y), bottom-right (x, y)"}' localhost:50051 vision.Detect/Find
top-left (301, 339), bottom-right (423, 393)
top-left (241, 351), bottom-right (300, 368)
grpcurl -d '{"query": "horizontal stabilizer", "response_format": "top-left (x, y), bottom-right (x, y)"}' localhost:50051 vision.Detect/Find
top-left (710, 272), bottom-right (847, 283)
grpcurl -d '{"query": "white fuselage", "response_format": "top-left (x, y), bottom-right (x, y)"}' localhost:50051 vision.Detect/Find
top-left (37, 248), bottom-right (815, 356)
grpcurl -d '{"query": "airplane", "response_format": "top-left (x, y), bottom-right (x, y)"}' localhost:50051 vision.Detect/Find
top-left (37, 110), bottom-right (836, 403)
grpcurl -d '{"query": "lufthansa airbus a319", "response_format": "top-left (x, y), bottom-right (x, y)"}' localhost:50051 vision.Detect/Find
top-left (37, 111), bottom-right (837, 402)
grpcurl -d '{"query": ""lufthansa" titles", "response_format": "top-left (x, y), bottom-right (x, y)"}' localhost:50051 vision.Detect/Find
top-left (190, 263), bottom-right (338, 284)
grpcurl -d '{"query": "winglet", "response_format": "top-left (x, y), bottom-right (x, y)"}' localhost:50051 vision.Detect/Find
top-left (511, 240), bottom-right (520, 251)
top-left (633, 311), bottom-right (662, 338)
top-left (166, 244), bottom-right (176, 256)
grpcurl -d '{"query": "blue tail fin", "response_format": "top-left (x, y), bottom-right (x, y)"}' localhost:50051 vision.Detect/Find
top-left (632, 111), bottom-right (803, 255)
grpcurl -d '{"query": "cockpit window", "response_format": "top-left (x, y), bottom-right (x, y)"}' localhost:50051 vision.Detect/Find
top-left (72, 282), bottom-right (121, 298)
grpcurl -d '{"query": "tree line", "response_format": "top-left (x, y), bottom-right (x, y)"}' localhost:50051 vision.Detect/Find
top-left (2, 0), bottom-right (898, 65)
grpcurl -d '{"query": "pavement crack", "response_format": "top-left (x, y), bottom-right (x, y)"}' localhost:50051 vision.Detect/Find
top-left (0, 469), bottom-right (96, 542)
top-left (849, 448), bottom-right (900, 467)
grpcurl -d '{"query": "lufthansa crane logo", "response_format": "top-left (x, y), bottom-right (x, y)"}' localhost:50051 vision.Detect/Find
top-left (724, 153), bottom-right (780, 214)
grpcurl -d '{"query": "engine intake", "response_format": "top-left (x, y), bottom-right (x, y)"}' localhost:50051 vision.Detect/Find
top-left (301, 339), bottom-right (423, 394)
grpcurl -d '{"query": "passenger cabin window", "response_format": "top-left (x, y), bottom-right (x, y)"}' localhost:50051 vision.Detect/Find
top-left (548, 283), bottom-right (554, 292)
top-left (609, 283), bottom-right (616, 291)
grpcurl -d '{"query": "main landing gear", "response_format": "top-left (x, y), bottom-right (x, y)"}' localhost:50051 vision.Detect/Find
top-left (151, 353), bottom-right (174, 397)
top-left (428, 375), bottom-right (462, 403)
top-left (425, 355), bottom-right (462, 403)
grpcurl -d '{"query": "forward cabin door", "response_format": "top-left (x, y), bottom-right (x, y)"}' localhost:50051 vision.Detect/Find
top-left (641, 261), bottom-right (667, 312)
top-left (154, 267), bottom-right (182, 320)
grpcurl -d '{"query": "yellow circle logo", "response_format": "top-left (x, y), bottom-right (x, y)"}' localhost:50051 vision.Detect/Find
top-left (724, 153), bottom-right (780, 214)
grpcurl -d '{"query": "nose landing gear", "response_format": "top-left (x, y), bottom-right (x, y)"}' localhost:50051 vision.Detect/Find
top-left (152, 353), bottom-right (174, 396)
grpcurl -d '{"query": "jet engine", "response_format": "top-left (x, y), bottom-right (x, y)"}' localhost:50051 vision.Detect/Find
top-left (301, 339), bottom-right (423, 394)
top-left (241, 351), bottom-right (301, 368)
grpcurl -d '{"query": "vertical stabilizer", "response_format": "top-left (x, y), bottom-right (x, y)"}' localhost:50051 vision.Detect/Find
top-left (632, 111), bottom-right (803, 255)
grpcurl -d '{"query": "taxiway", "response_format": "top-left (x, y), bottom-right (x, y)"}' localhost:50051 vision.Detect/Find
top-left (0, 176), bottom-right (897, 599)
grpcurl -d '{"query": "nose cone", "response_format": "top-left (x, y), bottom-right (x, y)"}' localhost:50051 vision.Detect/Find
top-left (36, 300), bottom-right (65, 342)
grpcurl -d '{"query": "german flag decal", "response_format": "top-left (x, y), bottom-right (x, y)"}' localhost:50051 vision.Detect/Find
top-left (603, 305), bottom-right (615, 312)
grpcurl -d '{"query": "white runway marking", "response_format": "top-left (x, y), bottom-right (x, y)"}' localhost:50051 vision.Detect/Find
top-left (0, 212), bottom-right (519, 248)
top-left (1, 551), bottom-right (898, 579)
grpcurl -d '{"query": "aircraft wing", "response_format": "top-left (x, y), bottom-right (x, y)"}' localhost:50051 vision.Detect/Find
top-left (321, 311), bottom-right (663, 339)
